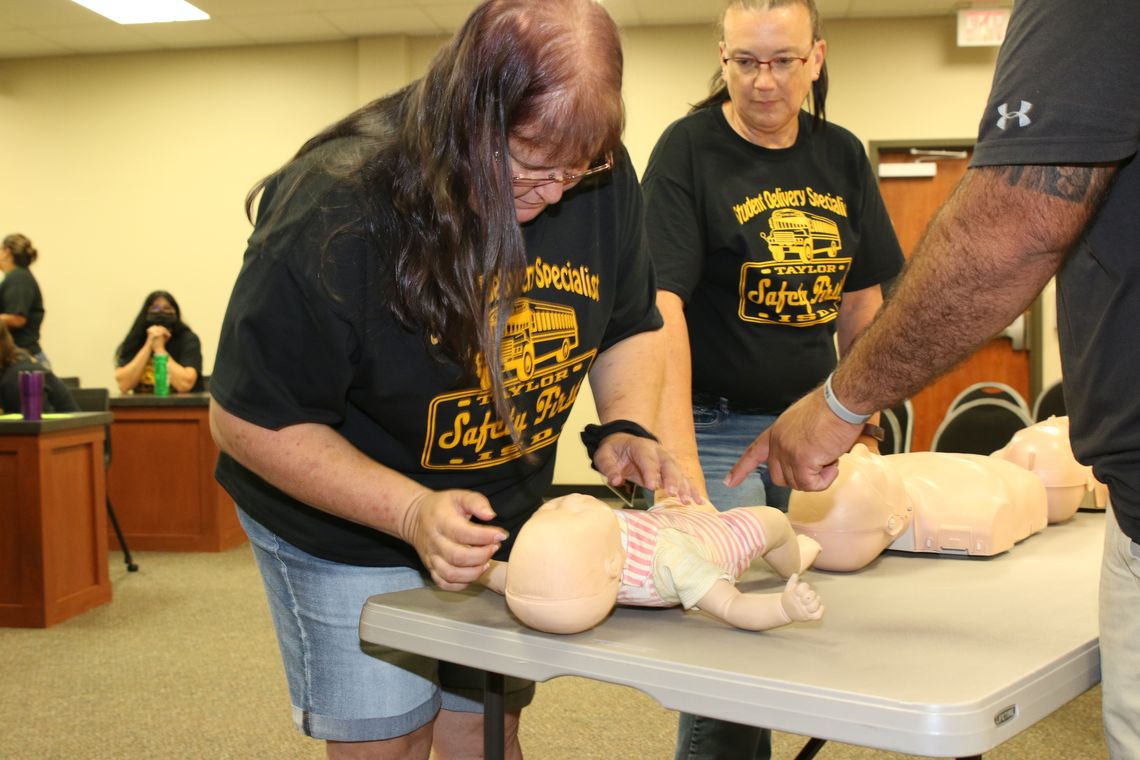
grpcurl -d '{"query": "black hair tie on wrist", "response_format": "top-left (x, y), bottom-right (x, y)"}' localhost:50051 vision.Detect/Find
top-left (580, 419), bottom-right (659, 464)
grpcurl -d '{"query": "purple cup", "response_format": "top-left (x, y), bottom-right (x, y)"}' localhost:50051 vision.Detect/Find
top-left (18, 370), bottom-right (44, 421)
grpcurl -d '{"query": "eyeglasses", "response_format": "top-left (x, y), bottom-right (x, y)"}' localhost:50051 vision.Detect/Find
top-left (511, 151), bottom-right (614, 194)
top-left (722, 54), bottom-right (810, 79)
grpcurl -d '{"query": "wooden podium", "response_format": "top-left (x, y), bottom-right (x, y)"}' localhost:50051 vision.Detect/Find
top-left (107, 394), bottom-right (244, 552)
top-left (0, 413), bottom-right (113, 627)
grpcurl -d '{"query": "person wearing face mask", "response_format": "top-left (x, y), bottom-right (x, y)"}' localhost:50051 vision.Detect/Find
top-left (114, 290), bottom-right (202, 394)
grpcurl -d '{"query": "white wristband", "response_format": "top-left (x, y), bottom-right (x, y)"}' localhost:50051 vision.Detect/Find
top-left (823, 372), bottom-right (871, 425)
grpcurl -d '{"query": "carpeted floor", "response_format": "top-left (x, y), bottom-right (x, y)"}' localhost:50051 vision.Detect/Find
top-left (0, 545), bottom-right (1108, 759)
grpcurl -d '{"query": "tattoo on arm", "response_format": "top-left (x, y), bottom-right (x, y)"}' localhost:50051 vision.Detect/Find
top-left (1000, 165), bottom-right (1098, 203)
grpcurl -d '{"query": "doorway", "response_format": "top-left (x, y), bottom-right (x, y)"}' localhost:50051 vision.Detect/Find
top-left (870, 140), bottom-right (1036, 451)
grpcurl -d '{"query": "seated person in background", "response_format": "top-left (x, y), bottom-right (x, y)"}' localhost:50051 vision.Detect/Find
top-left (479, 493), bottom-right (823, 634)
top-left (114, 290), bottom-right (202, 394)
top-left (0, 322), bottom-right (77, 414)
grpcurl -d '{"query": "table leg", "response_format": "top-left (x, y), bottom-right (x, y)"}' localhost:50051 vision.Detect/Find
top-left (793, 737), bottom-right (827, 759)
top-left (484, 670), bottom-right (505, 760)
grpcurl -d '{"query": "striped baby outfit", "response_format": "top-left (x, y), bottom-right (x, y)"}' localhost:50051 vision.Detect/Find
top-left (614, 505), bottom-right (770, 609)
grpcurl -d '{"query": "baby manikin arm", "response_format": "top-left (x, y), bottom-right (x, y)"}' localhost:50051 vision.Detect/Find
top-left (696, 574), bottom-right (824, 631)
top-left (737, 505), bottom-right (823, 577)
top-left (478, 560), bottom-right (508, 595)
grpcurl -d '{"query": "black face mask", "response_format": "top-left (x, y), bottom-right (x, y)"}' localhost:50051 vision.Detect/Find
top-left (146, 313), bottom-right (177, 329)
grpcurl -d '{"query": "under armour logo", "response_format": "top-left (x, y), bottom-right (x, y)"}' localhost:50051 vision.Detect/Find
top-left (996, 101), bottom-right (1033, 130)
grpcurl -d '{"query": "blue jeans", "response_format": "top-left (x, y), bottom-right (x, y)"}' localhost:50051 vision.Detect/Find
top-left (676, 399), bottom-right (786, 760)
top-left (693, 399), bottom-right (789, 513)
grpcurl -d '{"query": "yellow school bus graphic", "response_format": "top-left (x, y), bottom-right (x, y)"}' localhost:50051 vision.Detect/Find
top-left (760, 209), bottom-right (842, 262)
top-left (423, 296), bottom-right (590, 470)
top-left (479, 298), bottom-right (580, 386)
top-left (503, 298), bottom-right (579, 379)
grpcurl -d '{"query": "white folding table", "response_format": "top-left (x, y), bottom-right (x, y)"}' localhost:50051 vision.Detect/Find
top-left (360, 511), bottom-right (1103, 759)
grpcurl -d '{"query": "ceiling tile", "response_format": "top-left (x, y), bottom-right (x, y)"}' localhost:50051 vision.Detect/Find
top-left (325, 7), bottom-right (442, 35)
top-left (601, 0), bottom-right (642, 26)
top-left (0, 0), bottom-right (970, 59)
top-left (0, 28), bottom-right (72, 57)
top-left (223, 13), bottom-right (343, 43)
top-left (32, 23), bottom-right (160, 54)
top-left (198, 0), bottom-right (412, 13)
top-left (632, 0), bottom-right (718, 25)
top-left (846, 0), bottom-right (959, 18)
top-left (1, 0), bottom-right (101, 27)
top-left (419, 4), bottom-right (482, 32)
top-left (816, 0), bottom-right (854, 19)
top-left (129, 20), bottom-right (254, 48)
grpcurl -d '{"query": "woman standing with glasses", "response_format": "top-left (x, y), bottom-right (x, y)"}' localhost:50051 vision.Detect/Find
top-left (208, 1), bottom-right (696, 757)
top-left (642, 2), bottom-right (904, 758)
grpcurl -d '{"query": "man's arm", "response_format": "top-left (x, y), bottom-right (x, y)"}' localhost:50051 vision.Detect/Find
top-left (729, 163), bottom-right (1118, 492)
top-left (836, 284), bottom-right (885, 452)
top-left (835, 284), bottom-right (883, 357)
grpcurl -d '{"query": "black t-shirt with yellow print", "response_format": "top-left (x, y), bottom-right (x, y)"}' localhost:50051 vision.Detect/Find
top-left (644, 108), bottom-right (903, 413)
top-left (212, 137), bottom-right (661, 567)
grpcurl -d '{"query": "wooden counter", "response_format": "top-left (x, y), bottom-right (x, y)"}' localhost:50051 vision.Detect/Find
top-left (107, 393), bottom-right (244, 552)
top-left (0, 412), bottom-right (113, 627)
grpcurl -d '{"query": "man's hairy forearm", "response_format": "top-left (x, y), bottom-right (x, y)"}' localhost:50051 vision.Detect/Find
top-left (833, 163), bottom-right (1115, 413)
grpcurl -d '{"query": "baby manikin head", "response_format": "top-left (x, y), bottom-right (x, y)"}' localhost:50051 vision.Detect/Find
top-left (504, 493), bottom-right (626, 634)
top-left (789, 444), bottom-right (912, 572)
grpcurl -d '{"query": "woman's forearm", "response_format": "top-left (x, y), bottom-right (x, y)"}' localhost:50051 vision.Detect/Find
top-left (164, 354), bottom-right (199, 393)
top-left (652, 291), bottom-right (706, 496)
top-left (208, 399), bottom-right (429, 538)
top-left (114, 343), bottom-right (152, 393)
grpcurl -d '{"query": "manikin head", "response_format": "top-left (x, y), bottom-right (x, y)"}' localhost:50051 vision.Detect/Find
top-left (789, 444), bottom-right (912, 571)
top-left (992, 416), bottom-right (1101, 523)
top-left (504, 493), bottom-right (626, 634)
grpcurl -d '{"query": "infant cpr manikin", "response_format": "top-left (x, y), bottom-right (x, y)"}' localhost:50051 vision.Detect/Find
top-left (789, 444), bottom-right (1049, 572)
top-left (478, 493), bottom-right (824, 634)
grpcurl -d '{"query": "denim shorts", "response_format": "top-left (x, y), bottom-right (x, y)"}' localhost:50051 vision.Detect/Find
top-left (237, 507), bottom-right (535, 742)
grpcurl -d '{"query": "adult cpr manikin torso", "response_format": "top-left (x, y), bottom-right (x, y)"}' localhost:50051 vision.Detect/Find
top-left (789, 445), bottom-right (1048, 572)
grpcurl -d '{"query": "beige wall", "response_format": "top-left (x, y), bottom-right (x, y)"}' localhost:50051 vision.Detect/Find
top-left (0, 16), bottom-right (1031, 485)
